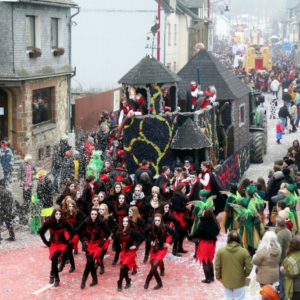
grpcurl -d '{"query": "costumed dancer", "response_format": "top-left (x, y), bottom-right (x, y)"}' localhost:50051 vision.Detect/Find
top-left (140, 191), bottom-right (164, 263)
top-left (171, 184), bottom-right (192, 256)
top-left (284, 183), bottom-right (300, 235)
top-left (98, 203), bottom-right (118, 274)
top-left (115, 216), bottom-right (144, 291)
top-left (36, 170), bottom-right (53, 225)
top-left (230, 184), bottom-right (261, 256)
top-left (190, 190), bottom-right (216, 258)
top-left (76, 209), bottom-right (111, 289)
top-left (220, 183), bottom-right (241, 233)
top-left (188, 81), bottom-right (203, 111)
top-left (154, 166), bottom-right (171, 200)
top-left (199, 86), bottom-right (217, 110)
top-left (143, 213), bottom-right (177, 290)
top-left (112, 194), bottom-right (128, 265)
top-left (158, 202), bottom-right (183, 263)
top-left (128, 206), bottom-right (147, 274)
top-left (86, 150), bottom-right (103, 179)
top-left (39, 208), bottom-right (75, 287)
top-left (182, 157), bottom-right (196, 176)
top-left (188, 209), bottom-right (220, 283)
top-left (29, 193), bottom-right (42, 234)
top-left (59, 200), bottom-right (86, 273)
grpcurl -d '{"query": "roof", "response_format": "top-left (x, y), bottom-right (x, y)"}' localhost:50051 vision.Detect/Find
top-left (179, 0), bottom-right (204, 8)
top-left (155, 0), bottom-right (175, 13)
top-left (177, 0), bottom-right (201, 20)
top-left (177, 48), bottom-right (250, 100)
top-left (19, 0), bottom-right (78, 6)
top-left (171, 118), bottom-right (212, 149)
top-left (118, 55), bottom-right (182, 85)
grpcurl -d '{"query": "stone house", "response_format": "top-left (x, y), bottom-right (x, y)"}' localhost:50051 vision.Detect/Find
top-left (0, 0), bottom-right (78, 162)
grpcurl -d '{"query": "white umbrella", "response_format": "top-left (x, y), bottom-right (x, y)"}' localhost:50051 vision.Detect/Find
top-left (269, 35), bottom-right (280, 41)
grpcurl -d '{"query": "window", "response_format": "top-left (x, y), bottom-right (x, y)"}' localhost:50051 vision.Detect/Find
top-left (26, 16), bottom-right (35, 50)
top-left (173, 61), bottom-right (176, 72)
top-left (38, 148), bottom-right (44, 161)
top-left (51, 18), bottom-right (58, 49)
top-left (174, 24), bottom-right (177, 45)
top-left (166, 63), bottom-right (171, 69)
top-left (239, 104), bottom-right (245, 125)
top-left (167, 23), bottom-right (171, 46)
top-left (46, 145), bottom-right (51, 157)
top-left (32, 87), bottom-right (54, 125)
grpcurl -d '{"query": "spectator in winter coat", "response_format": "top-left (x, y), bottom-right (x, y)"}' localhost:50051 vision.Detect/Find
top-left (283, 88), bottom-right (292, 103)
top-left (252, 231), bottom-right (281, 286)
top-left (36, 170), bottom-right (54, 225)
top-left (276, 217), bottom-right (293, 300)
top-left (270, 78), bottom-right (281, 98)
top-left (84, 137), bottom-right (95, 164)
top-left (60, 151), bottom-right (75, 187)
top-left (287, 139), bottom-right (300, 169)
top-left (97, 124), bottom-right (109, 153)
top-left (0, 140), bottom-right (14, 187)
top-left (17, 154), bottom-right (36, 225)
top-left (59, 134), bottom-right (72, 160)
top-left (215, 231), bottom-right (253, 300)
top-left (276, 119), bottom-right (283, 144)
top-left (278, 102), bottom-right (290, 133)
top-left (290, 101), bottom-right (297, 132)
top-left (52, 145), bottom-right (62, 194)
top-left (0, 179), bottom-right (16, 242)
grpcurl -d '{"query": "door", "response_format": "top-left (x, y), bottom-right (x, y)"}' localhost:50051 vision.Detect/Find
top-left (255, 58), bottom-right (263, 70)
top-left (0, 89), bottom-right (8, 141)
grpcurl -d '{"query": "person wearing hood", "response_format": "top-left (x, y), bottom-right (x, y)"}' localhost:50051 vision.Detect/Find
top-left (215, 231), bottom-right (253, 300)
top-left (276, 119), bottom-right (283, 144)
top-left (278, 102), bottom-right (290, 133)
top-left (59, 134), bottom-right (72, 160)
top-left (252, 231), bottom-right (281, 287)
top-left (283, 159), bottom-right (295, 181)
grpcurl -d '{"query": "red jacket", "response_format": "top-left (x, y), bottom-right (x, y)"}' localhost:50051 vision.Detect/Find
top-left (276, 123), bottom-right (283, 133)
top-left (85, 142), bottom-right (95, 164)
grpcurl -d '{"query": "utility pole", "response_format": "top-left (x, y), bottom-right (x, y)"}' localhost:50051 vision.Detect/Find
top-left (157, 0), bottom-right (161, 61)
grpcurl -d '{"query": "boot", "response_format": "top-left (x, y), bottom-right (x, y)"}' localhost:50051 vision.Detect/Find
top-left (131, 268), bottom-right (137, 275)
top-left (194, 241), bottom-right (199, 259)
top-left (99, 263), bottom-right (105, 275)
top-left (172, 246), bottom-right (182, 257)
top-left (117, 280), bottom-right (122, 292)
top-left (74, 250), bottom-right (78, 255)
top-left (144, 273), bottom-right (153, 289)
top-left (54, 275), bottom-right (60, 287)
top-left (125, 278), bottom-right (131, 289)
top-left (5, 237), bottom-right (15, 241)
top-left (81, 239), bottom-right (87, 252)
top-left (49, 272), bottom-right (55, 284)
top-left (90, 275), bottom-right (98, 287)
top-left (154, 273), bottom-right (163, 290)
top-left (143, 253), bottom-right (149, 263)
top-left (178, 238), bottom-right (188, 253)
top-left (112, 252), bottom-right (119, 265)
top-left (69, 265), bottom-right (75, 273)
top-left (80, 274), bottom-right (88, 289)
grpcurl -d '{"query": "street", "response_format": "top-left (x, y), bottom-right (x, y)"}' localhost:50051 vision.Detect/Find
top-left (0, 91), bottom-right (295, 300)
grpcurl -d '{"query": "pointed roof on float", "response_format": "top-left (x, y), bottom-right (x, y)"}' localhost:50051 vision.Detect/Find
top-left (177, 48), bottom-right (250, 100)
top-left (118, 54), bottom-right (182, 85)
top-left (171, 118), bottom-right (212, 149)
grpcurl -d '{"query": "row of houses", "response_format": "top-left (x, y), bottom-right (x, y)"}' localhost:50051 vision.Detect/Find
top-left (0, 0), bottom-right (212, 160)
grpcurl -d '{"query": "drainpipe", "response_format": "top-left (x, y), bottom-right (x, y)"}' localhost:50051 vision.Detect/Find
top-left (12, 4), bottom-right (15, 74)
top-left (68, 7), bottom-right (80, 133)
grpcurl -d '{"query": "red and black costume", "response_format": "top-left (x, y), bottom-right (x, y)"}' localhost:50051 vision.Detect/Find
top-left (82, 181), bottom-right (100, 206)
top-left (143, 225), bottom-right (177, 289)
top-left (116, 227), bottom-right (144, 290)
top-left (134, 166), bottom-right (153, 185)
top-left (172, 190), bottom-right (190, 254)
top-left (188, 215), bottom-right (220, 283)
top-left (189, 178), bottom-right (201, 200)
top-left (106, 191), bottom-right (123, 207)
top-left (39, 220), bottom-right (75, 286)
top-left (76, 218), bottom-right (111, 288)
top-left (154, 173), bottom-right (170, 199)
top-left (182, 163), bottom-right (196, 176)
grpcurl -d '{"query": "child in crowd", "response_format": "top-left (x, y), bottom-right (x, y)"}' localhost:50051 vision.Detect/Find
top-left (276, 119), bottom-right (283, 144)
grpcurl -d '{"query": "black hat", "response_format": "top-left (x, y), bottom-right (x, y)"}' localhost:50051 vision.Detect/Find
top-left (282, 168), bottom-right (291, 176)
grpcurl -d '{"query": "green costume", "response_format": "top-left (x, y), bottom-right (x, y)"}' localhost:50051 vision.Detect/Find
top-left (284, 183), bottom-right (300, 235)
top-left (29, 193), bottom-right (42, 233)
top-left (86, 150), bottom-right (103, 179)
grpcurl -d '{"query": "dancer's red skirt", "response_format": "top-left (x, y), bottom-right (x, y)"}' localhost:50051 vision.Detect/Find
top-left (64, 231), bottom-right (79, 252)
top-left (173, 211), bottom-right (188, 230)
top-left (195, 239), bottom-right (216, 264)
top-left (150, 246), bottom-right (168, 262)
top-left (49, 242), bottom-right (67, 260)
top-left (120, 249), bottom-right (137, 270)
top-left (86, 240), bottom-right (105, 264)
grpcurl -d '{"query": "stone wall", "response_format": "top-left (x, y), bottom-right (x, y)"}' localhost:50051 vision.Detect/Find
top-left (0, 2), bottom-right (71, 77)
top-left (9, 75), bottom-right (69, 165)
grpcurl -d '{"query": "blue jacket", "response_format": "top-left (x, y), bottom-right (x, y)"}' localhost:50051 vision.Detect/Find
top-left (0, 148), bottom-right (14, 172)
